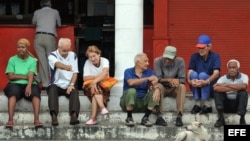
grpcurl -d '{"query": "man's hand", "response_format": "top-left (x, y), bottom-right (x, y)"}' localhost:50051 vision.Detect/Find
top-left (65, 65), bottom-right (72, 71)
top-left (66, 85), bottom-right (74, 94)
top-left (190, 79), bottom-right (202, 87)
top-left (147, 76), bottom-right (158, 85)
top-left (169, 78), bottom-right (180, 87)
top-left (152, 88), bottom-right (160, 102)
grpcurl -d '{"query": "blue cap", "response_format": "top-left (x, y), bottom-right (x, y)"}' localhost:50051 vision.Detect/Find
top-left (196, 34), bottom-right (211, 48)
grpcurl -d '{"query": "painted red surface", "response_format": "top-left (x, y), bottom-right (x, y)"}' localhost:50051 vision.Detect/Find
top-left (0, 25), bottom-right (75, 90)
top-left (152, 0), bottom-right (250, 91)
top-left (143, 27), bottom-right (154, 69)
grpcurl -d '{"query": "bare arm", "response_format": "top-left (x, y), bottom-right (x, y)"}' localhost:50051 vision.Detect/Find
top-left (83, 67), bottom-right (109, 84)
top-left (7, 72), bottom-right (28, 80)
top-left (55, 62), bottom-right (72, 71)
top-left (206, 69), bottom-right (220, 84)
top-left (127, 75), bottom-right (158, 87)
top-left (213, 83), bottom-right (247, 92)
top-left (187, 69), bottom-right (193, 85)
top-left (66, 73), bottom-right (78, 94)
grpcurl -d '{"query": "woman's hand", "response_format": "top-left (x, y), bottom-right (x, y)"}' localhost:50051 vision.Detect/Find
top-left (25, 85), bottom-right (32, 97)
top-left (90, 82), bottom-right (98, 94)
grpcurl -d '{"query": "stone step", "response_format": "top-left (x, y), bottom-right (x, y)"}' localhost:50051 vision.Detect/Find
top-left (1, 90), bottom-right (250, 112)
top-left (1, 90), bottom-right (200, 112)
top-left (0, 120), bottom-right (224, 141)
top-left (0, 111), bottom-right (249, 126)
top-left (0, 85), bottom-right (248, 141)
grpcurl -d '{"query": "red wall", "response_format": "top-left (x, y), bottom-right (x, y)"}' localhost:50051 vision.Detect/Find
top-left (0, 26), bottom-right (75, 90)
top-left (167, 0), bottom-right (250, 91)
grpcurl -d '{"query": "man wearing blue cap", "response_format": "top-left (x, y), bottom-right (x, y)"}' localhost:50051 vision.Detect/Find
top-left (187, 34), bottom-right (221, 114)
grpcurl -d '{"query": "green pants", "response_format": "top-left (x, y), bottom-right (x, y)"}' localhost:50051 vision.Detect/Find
top-left (120, 88), bottom-right (159, 112)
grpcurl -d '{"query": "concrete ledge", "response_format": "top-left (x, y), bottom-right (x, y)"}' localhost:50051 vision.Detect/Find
top-left (0, 111), bottom-right (249, 126)
top-left (1, 91), bottom-right (250, 113)
top-left (0, 122), bottom-right (223, 141)
top-left (0, 86), bottom-right (249, 141)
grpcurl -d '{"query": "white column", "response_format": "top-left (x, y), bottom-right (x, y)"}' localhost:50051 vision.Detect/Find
top-left (109, 0), bottom-right (143, 110)
top-left (115, 0), bottom-right (143, 80)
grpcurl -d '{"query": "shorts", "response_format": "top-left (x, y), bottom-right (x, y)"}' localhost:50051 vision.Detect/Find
top-left (4, 83), bottom-right (41, 101)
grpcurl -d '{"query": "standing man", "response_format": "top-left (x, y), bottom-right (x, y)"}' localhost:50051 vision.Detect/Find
top-left (213, 59), bottom-right (248, 127)
top-left (47, 38), bottom-right (80, 126)
top-left (120, 53), bottom-right (161, 127)
top-left (154, 46), bottom-right (186, 127)
top-left (187, 34), bottom-right (221, 114)
top-left (32, 0), bottom-right (61, 89)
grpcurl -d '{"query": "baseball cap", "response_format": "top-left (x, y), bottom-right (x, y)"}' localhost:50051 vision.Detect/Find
top-left (163, 46), bottom-right (176, 59)
top-left (196, 34), bottom-right (211, 48)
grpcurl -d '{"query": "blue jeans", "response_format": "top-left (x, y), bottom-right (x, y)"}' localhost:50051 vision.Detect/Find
top-left (190, 71), bottom-right (212, 100)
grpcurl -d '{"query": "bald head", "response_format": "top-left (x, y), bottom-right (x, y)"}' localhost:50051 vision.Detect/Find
top-left (58, 38), bottom-right (71, 49)
top-left (58, 38), bottom-right (71, 57)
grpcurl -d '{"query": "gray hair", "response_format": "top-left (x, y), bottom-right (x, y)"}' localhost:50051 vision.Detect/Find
top-left (227, 59), bottom-right (240, 68)
top-left (58, 38), bottom-right (71, 48)
top-left (134, 53), bottom-right (147, 64)
top-left (40, 0), bottom-right (51, 7)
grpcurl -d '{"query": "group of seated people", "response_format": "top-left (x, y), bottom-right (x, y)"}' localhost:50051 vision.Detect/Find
top-left (3, 34), bottom-right (248, 129)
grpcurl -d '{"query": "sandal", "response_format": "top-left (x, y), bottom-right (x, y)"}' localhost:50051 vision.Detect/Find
top-left (5, 121), bottom-right (14, 128)
top-left (85, 119), bottom-right (97, 125)
top-left (34, 120), bottom-right (43, 127)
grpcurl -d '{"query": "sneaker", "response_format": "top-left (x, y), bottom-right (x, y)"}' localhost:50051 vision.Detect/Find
top-left (175, 116), bottom-right (183, 127)
top-left (141, 117), bottom-right (153, 127)
top-left (85, 119), bottom-right (97, 125)
top-left (240, 117), bottom-right (246, 125)
top-left (101, 107), bottom-right (109, 115)
top-left (155, 116), bottom-right (167, 126)
top-left (214, 118), bottom-right (225, 127)
top-left (125, 117), bottom-right (135, 127)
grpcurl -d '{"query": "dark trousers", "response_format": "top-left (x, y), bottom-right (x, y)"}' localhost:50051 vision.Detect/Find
top-left (214, 90), bottom-right (248, 115)
top-left (48, 84), bottom-right (80, 116)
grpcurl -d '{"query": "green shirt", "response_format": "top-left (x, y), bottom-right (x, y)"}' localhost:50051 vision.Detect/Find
top-left (5, 55), bottom-right (37, 84)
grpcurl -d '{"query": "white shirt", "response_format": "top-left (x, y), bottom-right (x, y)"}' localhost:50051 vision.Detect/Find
top-left (216, 72), bottom-right (249, 99)
top-left (48, 50), bottom-right (78, 89)
top-left (83, 57), bottom-right (109, 76)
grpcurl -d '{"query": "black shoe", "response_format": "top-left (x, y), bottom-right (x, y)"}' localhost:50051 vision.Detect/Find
top-left (240, 117), bottom-right (246, 125)
top-left (175, 116), bottom-right (183, 127)
top-left (141, 117), bottom-right (153, 127)
top-left (155, 116), bottom-right (167, 126)
top-left (191, 105), bottom-right (201, 114)
top-left (200, 105), bottom-right (212, 114)
top-left (42, 87), bottom-right (48, 90)
top-left (214, 118), bottom-right (225, 127)
top-left (70, 112), bottom-right (80, 125)
top-left (125, 117), bottom-right (135, 127)
top-left (51, 113), bottom-right (59, 126)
